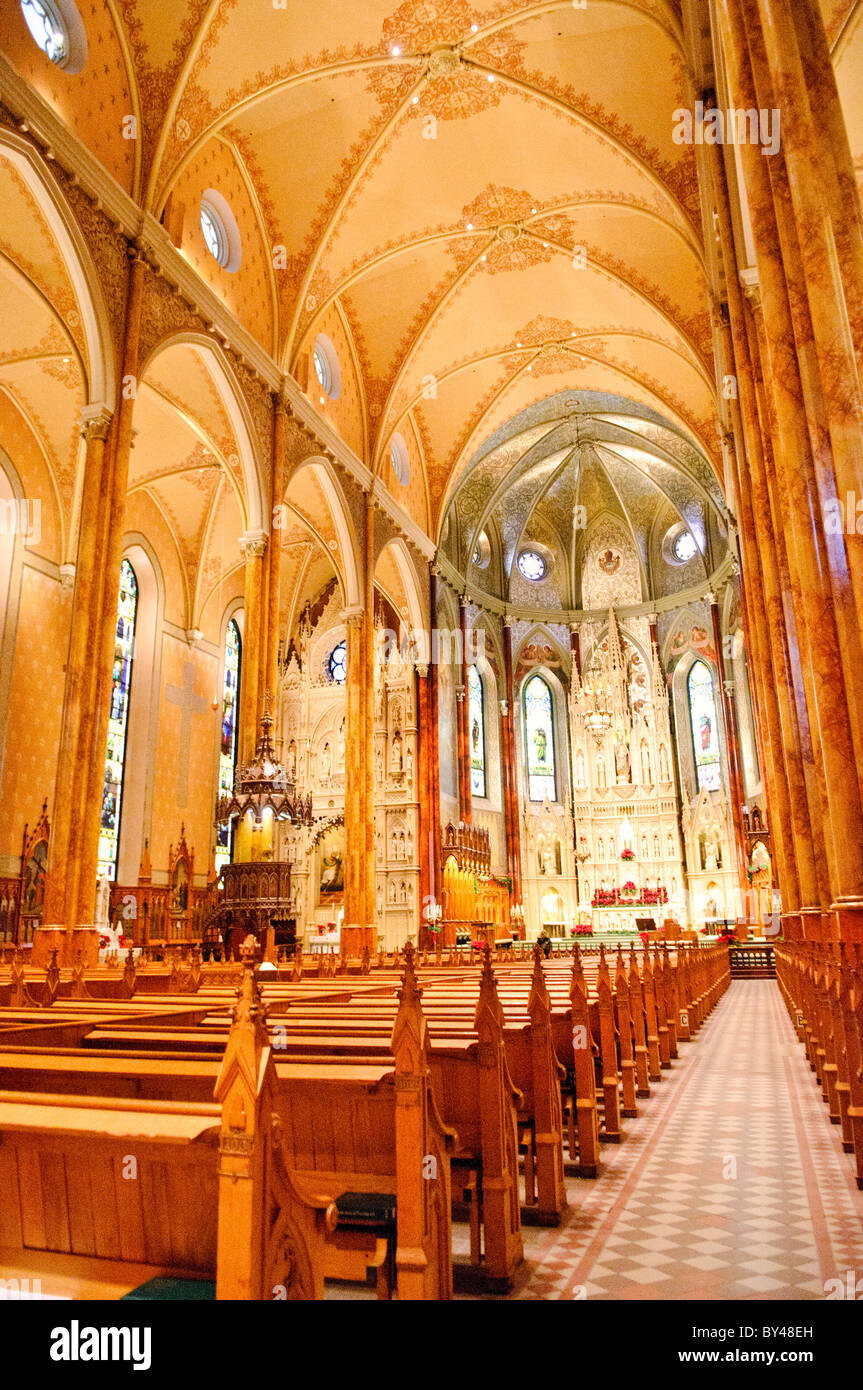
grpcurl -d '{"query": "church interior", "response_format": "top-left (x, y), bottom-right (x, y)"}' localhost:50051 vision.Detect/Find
top-left (0, 0), bottom-right (862, 1312)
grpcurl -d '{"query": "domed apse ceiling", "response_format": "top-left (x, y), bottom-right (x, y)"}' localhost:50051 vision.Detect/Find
top-left (441, 390), bottom-right (732, 609)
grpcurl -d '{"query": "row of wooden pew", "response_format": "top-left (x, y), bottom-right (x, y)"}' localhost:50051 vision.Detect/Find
top-left (775, 942), bottom-right (863, 1190)
top-left (0, 939), bottom-right (730, 1299)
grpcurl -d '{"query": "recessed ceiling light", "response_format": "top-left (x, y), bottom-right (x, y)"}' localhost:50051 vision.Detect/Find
top-left (481, 254), bottom-right (487, 261)
top-left (391, 45), bottom-right (401, 55)
top-left (471, 23), bottom-right (478, 31)
top-left (487, 73), bottom-right (495, 82)
top-left (467, 222), bottom-right (473, 229)
top-left (517, 341), bottom-right (522, 347)
top-left (412, 95), bottom-right (419, 104)
top-left (531, 207), bottom-right (537, 214)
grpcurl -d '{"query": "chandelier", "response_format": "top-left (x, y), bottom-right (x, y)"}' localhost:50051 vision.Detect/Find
top-left (216, 693), bottom-right (314, 830)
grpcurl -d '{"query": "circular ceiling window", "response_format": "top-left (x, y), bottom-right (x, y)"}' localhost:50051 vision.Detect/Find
top-left (517, 549), bottom-right (547, 581)
top-left (673, 530), bottom-right (698, 563)
top-left (472, 531), bottom-right (491, 569)
top-left (390, 433), bottom-right (410, 487)
top-left (199, 190), bottom-right (242, 272)
top-left (21, 0), bottom-right (86, 71)
top-left (312, 334), bottom-right (341, 400)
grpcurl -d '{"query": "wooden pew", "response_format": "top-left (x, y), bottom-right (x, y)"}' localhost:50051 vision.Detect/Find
top-left (0, 941), bottom-right (336, 1300)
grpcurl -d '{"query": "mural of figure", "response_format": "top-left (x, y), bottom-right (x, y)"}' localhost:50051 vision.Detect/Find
top-left (659, 744), bottom-right (670, 780)
top-left (392, 733), bottom-right (403, 772)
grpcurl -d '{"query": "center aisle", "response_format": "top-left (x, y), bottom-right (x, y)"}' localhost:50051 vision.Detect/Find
top-left (486, 979), bottom-right (863, 1300)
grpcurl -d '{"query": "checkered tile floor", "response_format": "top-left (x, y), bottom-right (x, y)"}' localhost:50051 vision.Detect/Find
top-left (497, 981), bottom-right (863, 1300)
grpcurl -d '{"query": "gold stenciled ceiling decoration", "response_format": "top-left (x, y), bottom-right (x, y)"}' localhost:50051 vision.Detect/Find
top-left (4, 0), bottom-right (863, 544)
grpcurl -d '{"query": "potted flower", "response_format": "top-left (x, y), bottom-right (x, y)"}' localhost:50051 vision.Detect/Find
top-left (621, 847), bottom-right (635, 862)
top-left (620, 880), bottom-right (638, 899)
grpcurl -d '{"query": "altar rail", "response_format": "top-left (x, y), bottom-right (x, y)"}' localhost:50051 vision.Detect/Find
top-left (728, 943), bottom-right (776, 978)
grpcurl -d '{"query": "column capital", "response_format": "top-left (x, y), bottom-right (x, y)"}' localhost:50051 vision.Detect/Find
top-left (59, 563), bottom-right (76, 590)
top-left (415, 662), bottom-right (429, 679)
top-left (739, 267), bottom-right (761, 307)
top-left (239, 529), bottom-right (268, 559)
top-left (80, 405), bottom-right (113, 441)
top-left (705, 590), bottom-right (718, 607)
top-left (341, 605), bottom-right (364, 629)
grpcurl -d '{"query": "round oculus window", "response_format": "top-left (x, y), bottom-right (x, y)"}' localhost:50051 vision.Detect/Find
top-left (517, 550), bottom-right (547, 581)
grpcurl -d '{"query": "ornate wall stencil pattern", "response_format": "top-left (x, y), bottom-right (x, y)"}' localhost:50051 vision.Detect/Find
top-left (582, 515), bottom-right (641, 610)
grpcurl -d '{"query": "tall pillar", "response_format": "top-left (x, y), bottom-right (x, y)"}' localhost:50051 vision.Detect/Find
top-left (239, 532), bottom-right (267, 765)
top-left (343, 608), bottom-right (365, 935)
top-left (43, 404), bottom-right (113, 934)
top-left (73, 251), bottom-right (147, 934)
top-left (502, 618), bottom-right (522, 906)
top-left (457, 595), bottom-right (471, 824)
top-left (708, 592), bottom-right (749, 896)
top-left (363, 495), bottom-right (375, 936)
top-left (416, 662), bottom-right (431, 937)
top-left (428, 567), bottom-right (442, 909)
top-left (703, 126), bottom-right (803, 933)
top-left (715, 4), bottom-right (863, 937)
top-left (264, 391), bottom-right (285, 714)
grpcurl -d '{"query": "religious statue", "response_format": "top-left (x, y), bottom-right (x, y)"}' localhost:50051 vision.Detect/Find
top-left (541, 843), bottom-right (556, 876)
top-left (375, 744), bottom-right (384, 784)
top-left (659, 744), bottom-right (670, 780)
top-left (653, 833), bottom-right (660, 860)
top-left (337, 719), bottom-right (345, 768)
top-left (406, 829), bottom-right (413, 861)
top-left (406, 744), bottom-right (414, 784)
top-left (392, 733), bottom-right (403, 773)
top-left (704, 839), bottom-right (720, 870)
top-left (287, 740), bottom-right (297, 781)
top-left (614, 739), bottom-right (630, 781)
top-left (389, 881), bottom-right (397, 904)
top-left (641, 834), bottom-right (648, 861)
top-left (575, 749), bottom-right (586, 788)
top-left (641, 741), bottom-right (651, 783)
top-left (320, 742), bottom-right (332, 780)
top-left (95, 874), bottom-right (110, 930)
top-left (597, 753), bottom-right (607, 789)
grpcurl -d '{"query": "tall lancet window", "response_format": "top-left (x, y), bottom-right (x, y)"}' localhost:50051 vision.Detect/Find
top-left (215, 618), bottom-right (242, 874)
top-left (98, 559), bottom-right (137, 881)
top-left (468, 664), bottom-right (486, 798)
top-left (688, 660), bottom-right (721, 792)
top-left (524, 674), bottom-right (556, 802)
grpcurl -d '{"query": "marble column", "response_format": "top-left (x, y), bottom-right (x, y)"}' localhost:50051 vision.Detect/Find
top-left (718, 1), bottom-right (863, 938)
top-left (343, 608), bottom-right (365, 935)
top-left (42, 404), bottom-right (113, 935)
top-left (363, 495), bottom-right (375, 936)
top-left (264, 392), bottom-right (285, 716)
top-left (709, 592), bottom-right (749, 895)
top-left (239, 531), bottom-right (268, 765)
top-left (704, 126), bottom-right (803, 933)
top-left (457, 595), bottom-right (472, 824)
top-left (416, 662), bottom-right (431, 939)
top-left (502, 618), bottom-right (522, 908)
top-left (428, 567), bottom-right (442, 909)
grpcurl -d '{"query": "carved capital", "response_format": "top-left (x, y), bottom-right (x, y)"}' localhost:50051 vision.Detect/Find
top-left (739, 267), bottom-right (760, 307)
top-left (59, 563), bottom-right (76, 590)
top-left (80, 405), bottom-right (113, 442)
top-left (239, 529), bottom-right (268, 559)
top-left (341, 605), bottom-right (364, 630)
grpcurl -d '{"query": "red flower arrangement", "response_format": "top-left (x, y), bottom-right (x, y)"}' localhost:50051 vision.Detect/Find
top-left (620, 880), bottom-right (638, 896)
top-left (620, 847), bottom-right (635, 861)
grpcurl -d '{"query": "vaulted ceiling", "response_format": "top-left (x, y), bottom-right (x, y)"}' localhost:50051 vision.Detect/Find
top-left (3, 0), bottom-right (863, 553)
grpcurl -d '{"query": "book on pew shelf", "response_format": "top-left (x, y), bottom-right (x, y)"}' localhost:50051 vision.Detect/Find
top-left (335, 1192), bottom-right (397, 1225)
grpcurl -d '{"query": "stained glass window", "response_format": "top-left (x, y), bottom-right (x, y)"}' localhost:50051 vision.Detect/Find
top-left (524, 674), bottom-right (556, 802)
top-left (467, 665), bottom-right (486, 799)
top-left (215, 619), bottom-right (241, 875)
top-left (688, 660), bottom-right (721, 792)
top-left (20, 0), bottom-right (68, 65)
top-left (98, 559), bottom-right (137, 881)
